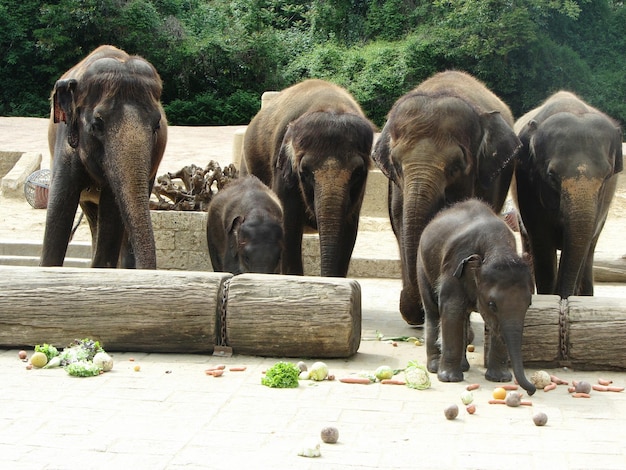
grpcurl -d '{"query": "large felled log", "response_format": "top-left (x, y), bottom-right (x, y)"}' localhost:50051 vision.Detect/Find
top-left (0, 266), bottom-right (362, 358)
top-left (224, 274), bottom-right (361, 358)
top-left (0, 266), bottom-right (228, 352)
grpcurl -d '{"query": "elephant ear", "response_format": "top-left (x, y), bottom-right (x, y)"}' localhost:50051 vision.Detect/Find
top-left (453, 254), bottom-right (483, 279)
top-left (515, 119), bottom-right (538, 171)
top-left (371, 126), bottom-right (398, 183)
top-left (52, 78), bottom-right (80, 148)
top-left (477, 111), bottom-right (521, 188)
top-left (275, 125), bottom-right (299, 190)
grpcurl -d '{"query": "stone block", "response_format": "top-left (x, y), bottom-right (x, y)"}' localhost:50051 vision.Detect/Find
top-left (0, 152), bottom-right (42, 199)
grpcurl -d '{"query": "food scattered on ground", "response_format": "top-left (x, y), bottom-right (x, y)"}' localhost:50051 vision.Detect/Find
top-left (501, 384), bottom-right (519, 390)
top-left (134, 365), bottom-right (141, 372)
top-left (531, 370), bottom-right (552, 389)
top-left (444, 404), bottom-right (459, 420)
top-left (466, 404), bottom-right (476, 414)
top-left (573, 380), bottom-right (592, 394)
top-left (592, 384), bottom-right (624, 392)
top-left (598, 378), bottom-right (613, 386)
top-left (205, 369), bottom-right (224, 377)
top-left (381, 379), bottom-right (406, 385)
top-left (309, 362), bottom-right (329, 381)
top-left (297, 361), bottom-right (308, 372)
top-left (404, 360), bottom-right (431, 390)
top-left (374, 365), bottom-right (394, 381)
top-left (492, 387), bottom-right (507, 400)
top-left (543, 383), bottom-right (557, 392)
top-left (466, 383), bottom-right (480, 391)
top-left (505, 391), bottom-right (523, 407)
top-left (261, 361), bottom-right (300, 388)
top-left (533, 412), bottom-right (548, 426)
top-left (320, 426), bottom-right (339, 444)
top-left (66, 361), bottom-right (102, 377)
top-left (229, 366), bottom-right (247, 372)
top-left (35, 343), bottom-right (59, 362)
top-left (550, 374), bottom-right (568, 385)
top-left (339, 376), bottom-right (372, 384)
top-left (29, 351), bottom-right (48, 368)
top-left (572, 392), bottom-right (591, 398)
top-left (92, 352), bottom-right (114, 372)
top-left (466, 344), bottom-right (475, 352)
top-left (18, 350), bottom-right (27, 360)
top-left (297, 443), bottom-right (321, 458)
top-left (461, 390), bottom-right (474, 405)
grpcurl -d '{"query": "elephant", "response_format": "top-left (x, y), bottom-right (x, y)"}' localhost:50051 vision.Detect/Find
top-left (513, 91), bottom-right (623, 298)
top-left (241, 79), bottom-right (375, 277)
top-left (417, 199), bottom-right (536, 395)
top-left (372, 70), bottom-right (521, 326)
top-left (206, 175), bottom-right (284, 275)
top-left (41, 45), bottom-right (167, 269)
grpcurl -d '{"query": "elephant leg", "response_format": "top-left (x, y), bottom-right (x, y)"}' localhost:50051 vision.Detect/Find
top-left (529, 235), bottom-right (558, 294)
top-left (91, 187), bottom-right (125, 268)
top-left (461, 316), bottom-right (472, 372)
top-left (41, 172), bottom-right (82, 266)
top-left (485, 329), bottom-right (513, 382)
top-left (278, 188), bottom-right (306, 275)
top-left (436, 284), bottom-right (466, 382)
top-left (80, 200), bottom-right (99, 253)
top-left (418, 269), bottom-right (441, 373)
top-left (119, 231), bottom-right (136, 268)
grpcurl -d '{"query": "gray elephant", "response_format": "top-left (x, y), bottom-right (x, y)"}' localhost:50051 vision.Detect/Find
top-left (206, 176), bottom-right (284, 275)
top-left (242, 79), bottom-right (375, 277)
top-left (41, 45), bottom-right (167, 269)
top-left (417, 199), bottom-right (536, 394)
top-left (373, 70), bottom-right (521, 325)
top-left (514, 91), bottom-right (623, 298)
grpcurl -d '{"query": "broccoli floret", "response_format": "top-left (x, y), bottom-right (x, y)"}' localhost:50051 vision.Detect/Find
top-left (261, 361), bottom-right (300, 388)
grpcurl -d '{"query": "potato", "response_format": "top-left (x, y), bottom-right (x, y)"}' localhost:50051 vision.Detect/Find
top-left (533, 412), bottom-right (548, 426)
top-left (320, 426), bottom-right (339, 444)
top-left (444, 404), bottom-right (459, 420)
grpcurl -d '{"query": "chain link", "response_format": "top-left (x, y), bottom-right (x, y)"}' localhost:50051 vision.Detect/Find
top-left (219, 278), bottom-right (231, 347)
top-left (558, 298), bottom-right (570, 365)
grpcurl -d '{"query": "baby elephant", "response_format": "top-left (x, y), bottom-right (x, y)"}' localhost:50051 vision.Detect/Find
top-left (206, 176), bottom-right (284, 275)
top-left (417, 199), bottom-right (536, 395)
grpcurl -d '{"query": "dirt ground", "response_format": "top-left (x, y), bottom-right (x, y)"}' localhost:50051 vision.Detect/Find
top-left (1, 116), bottom-right (625, 268)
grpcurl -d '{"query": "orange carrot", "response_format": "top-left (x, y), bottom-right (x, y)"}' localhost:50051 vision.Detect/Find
top-left (543, 383), bottom-right (557, 392)
top-left (466, 383), bottom-right (480, 391)
top-left (339, 377), bottom-right (372, 384)
top-left (550, 375), bottom-right (568, 385)
top-left (598, 378), bottom-right (613, 386)
top-left (572, 392), bottom-right (591, 398)
top-left (229, 366), bottom-right (247, 372)
top-left (501, 384), bottom-right (519, 390)
top-left (381, 379), bottom-right (406, 385)
top-left (488, 399), bottom-right (506, 405)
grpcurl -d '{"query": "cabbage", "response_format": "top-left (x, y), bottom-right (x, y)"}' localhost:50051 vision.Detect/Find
top-left (404, 360), bottom-right (431, 390)
top-left (308, 362), bottom-right (328, 381)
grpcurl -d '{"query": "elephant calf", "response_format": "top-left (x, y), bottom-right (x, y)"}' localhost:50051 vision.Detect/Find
top-left (514, 91), bottom-right (623, 298)
top-left (417, 199), bottom-right (536, 395)
top-left (206, 176), bottom-right (283, 275)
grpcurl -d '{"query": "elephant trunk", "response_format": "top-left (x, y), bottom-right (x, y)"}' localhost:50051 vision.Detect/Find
top-left (557, 178), bottom-right (600, 297)
top-left (501, 321), bottom-right (536, 395)
top-left (104, 107), bottom-right (158, 269)
top-left (314, 168), bottom-right (357, 277)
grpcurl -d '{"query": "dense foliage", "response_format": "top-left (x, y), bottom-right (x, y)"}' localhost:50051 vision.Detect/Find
top-left (1, 0), bottom-right (624, 127)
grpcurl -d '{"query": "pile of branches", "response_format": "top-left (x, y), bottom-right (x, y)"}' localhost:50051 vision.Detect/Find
top-left (150, 161), bottom-right (239, 211)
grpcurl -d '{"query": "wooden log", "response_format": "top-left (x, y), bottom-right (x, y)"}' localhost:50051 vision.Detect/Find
top-left (225, 273), bottom-right (361, 358)
top-left (0, 265), bottom-right (227, 352)
top-left (520, 295), bottom-right (562, 364)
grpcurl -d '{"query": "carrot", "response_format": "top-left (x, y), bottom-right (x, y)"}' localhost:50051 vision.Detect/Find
top-left (608, 386), bottom-right (624, 392)
top-left (205, 364), bottom-right (225, 372)
top-left (572, 392), bottom-right (591, 398)
top-left (339, 377), bottom-right (372, 384)
top-left (567, 386), bottom-right (576, 393)
top-left (520, 400), bottom-right (533, 406)
top-left (543, 383), bottom-right (557, 392)
top-left (501, 384), bottom-right (519, 390)
top-left (488, 399), bottom-right (506, 405)
top-left (229, 366), bottom-right (247, 371)
top-left (550, 375), bottom-right (568, 385)
top-left (381, 379), bottom-right (406, 385)
top-left (594, 384), bottom-right (625, 392)
top-left (598, 378), bottom-right (613, 386)
top-left (466, 383), bottom-right (480, 391)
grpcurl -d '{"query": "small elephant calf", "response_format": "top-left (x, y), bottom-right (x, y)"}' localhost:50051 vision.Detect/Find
top-left (206, 176), bottom-right (284, 275)
top-left (417, 199), bottom-right (536, 394)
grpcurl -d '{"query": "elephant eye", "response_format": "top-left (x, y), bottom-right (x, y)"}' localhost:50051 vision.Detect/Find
top-left (91, 116), bottom-right (104, 133)
top-left (488, 300), bottom-right (498, 312)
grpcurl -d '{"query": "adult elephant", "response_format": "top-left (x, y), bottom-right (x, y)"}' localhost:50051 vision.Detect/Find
top-left (242, 79), bottom-right (375, 277)
top-left (513, 91), bottom-right (623, 298)
top-left (373, 71), bottom-right (521, 325)
top-left (41, 45), bottom-right (167, 269)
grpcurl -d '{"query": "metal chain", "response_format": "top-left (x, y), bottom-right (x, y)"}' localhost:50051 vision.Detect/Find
top-left (558, 298), bottom-right (570, 364)
top-left (219, 278), bottom-right (231, 347)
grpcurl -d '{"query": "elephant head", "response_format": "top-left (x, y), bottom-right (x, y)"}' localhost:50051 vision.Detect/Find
top-left (372, 71), bottom-right (520, 325)
top-left (515, 91), bottom-right (623, 297)
top-left (42, 45), bottom-right (167, 269)
top-left (455, 253), bottom-right (536, 395)
top-left (276, 110), bottom-right (373, 276)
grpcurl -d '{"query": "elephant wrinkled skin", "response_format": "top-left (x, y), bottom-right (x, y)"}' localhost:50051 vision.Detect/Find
top-left (417, 199), bottom-right (536, 395)
top-left (206, 175), bottom-right (284, 275)
top-left (514, 91), bottom-right (623, 298)
top-left (242, 79), bottom-right (375, 277)
top-left (41, 45), bottom-right (167, 269)
top-left (373, 71), bottom-right (521, 325)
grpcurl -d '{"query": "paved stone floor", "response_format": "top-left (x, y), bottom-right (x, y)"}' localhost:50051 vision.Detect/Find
top-left (1, 279), bottom-right (625, 469)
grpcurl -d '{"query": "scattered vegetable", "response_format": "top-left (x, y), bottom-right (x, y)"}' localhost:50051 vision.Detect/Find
top-left (466, 344), bottom-right (475, 352)
top-left (134, 365), bottom-right (141, 372)
top-left (501, 384), bottom-right (519, 390)
top-left (92, 352), bottom-right (114, 372)
top-left (530, 370), bottom-right (552, 389)
top-left (18, 350), bottom-right (27, 360)
top-left (35, 343), bottom-right (59, 362)
top-left (229, 366), bottom-right (247, 372)
top-left (299, 371), bottom-right (310, 380)
top-left (592, 385), bottom-right (624, 392)
top-left (573, 381), bottom-right (591, 394)
top-left (543, 383), bottom-right (557, 392)
top-left (466, 383), bottom-right (480, 391)
top-left (381, 379), bottom-right (406, 385)
top-left (444, 404), bottom-right (459, 420)
top-left (466, 404), bottom-right (476, 414)
top-left (339, 377), bottom-right (372, 384)
top-left (30, 352), bottom-right (48, 368)
top-left (492, 387), bottom-right (507, 400)
top-left (65, 361), bottom-right (102, 377)
top-left (261, 362), bottom-right (300, 388)
top-left (297, 443), bottom-right (321, 458)
top-left (404, 360), bottom-right (431, 390)
top-left (43, 356), bottom-right (62, 369)
top-left (533, 412), bottom-right (548, 426)
top-left (550, 374), bottom-right (568, 385)
top-left (375, 365), bottom-right (394, 381)
top-left (297, 361), bottom-right (307, 372)
top-left (460, 390), bottom-right (474, 405)
top-left (505, 391), bottom-right (523, 407)
top-left (572, 392), bottom-right (591, 398)
top-left (598, 378), bottom-right (613, 386)
top-left (320, 426), bottom-right (339, 444)
top-left (309, 362), bottom-right (329, 381)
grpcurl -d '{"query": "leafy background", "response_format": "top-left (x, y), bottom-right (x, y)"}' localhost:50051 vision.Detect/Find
top-left (1, 0), bottom-right (625, 128)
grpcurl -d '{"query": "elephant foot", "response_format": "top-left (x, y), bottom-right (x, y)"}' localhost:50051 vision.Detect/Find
top-left (427, 357), bottom-right (440, 374)
top-left (399, 288), bottom-right (425, 326)
top-left (461, 356), bottom-right (470, 372)
top-left (485, 368), bottom-right (513, 383)
top-left (437, 369), bottom-right (463, 383)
